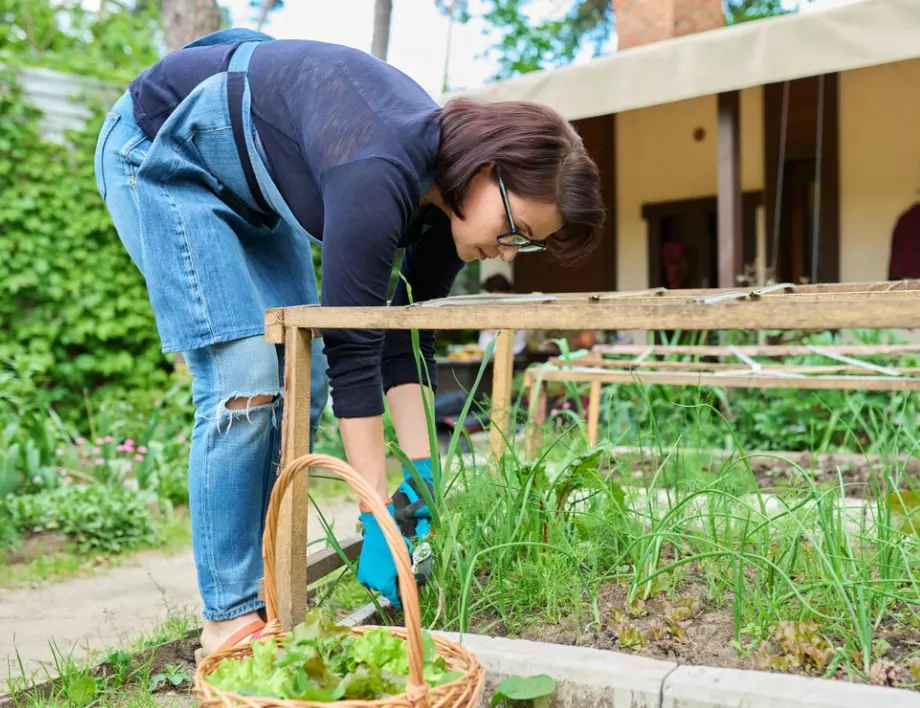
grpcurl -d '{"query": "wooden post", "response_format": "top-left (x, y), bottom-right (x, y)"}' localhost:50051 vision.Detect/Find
top-left (717, 91), bottom-right (742, 290)
top-left (586, 379), bottom-right (601, 446)
top-left (756, 204), bottom-right (767, 346)
top-left (276, 326), bottom-right (312, 632)
top-left (489, 330), bottom-right (515, 459)
top-left (524, 371), bottom-right (546, 459)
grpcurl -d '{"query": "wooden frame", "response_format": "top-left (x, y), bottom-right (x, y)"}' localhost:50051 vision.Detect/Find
top-left (263, 278), bottom-right (920, 630)
top-left (523, 342), bottom-right (920, 455)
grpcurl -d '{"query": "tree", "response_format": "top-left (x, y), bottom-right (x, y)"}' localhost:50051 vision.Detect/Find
top-left (477, 0), bottom-right (805, 82)
top-left (161, 0), bottom-right (222, 51)
top-left (371, 0), bottom-right (393, 59)
top-left (0, 0), bottom-right (161, 84)
top-left (248, 0), bottom-right (284, 31)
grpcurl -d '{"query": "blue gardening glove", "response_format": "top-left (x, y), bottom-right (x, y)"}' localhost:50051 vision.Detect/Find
top-left (357, 503), bottom-right (404, 610)
top-left (393, 457), bottom-right (436, 541)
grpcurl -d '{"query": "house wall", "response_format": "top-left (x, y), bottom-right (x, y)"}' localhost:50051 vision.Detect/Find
top-left (839, 58), bottom-right (920, 283)
top-left (616, 87), bottom-right (764, 291)
top-left (18, 66), bottom-right (115, 144)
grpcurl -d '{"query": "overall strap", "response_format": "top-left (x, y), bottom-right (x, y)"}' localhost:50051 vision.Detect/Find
top-left (228, 40), bottom-right (261, 73)
top-left (226, 41), bottom-right (273, 216)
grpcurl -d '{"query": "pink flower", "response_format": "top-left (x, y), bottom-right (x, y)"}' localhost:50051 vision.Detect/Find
top-left (63, 476), bottom-right (73, 485)
top-left (92, 447), bottom-right (101, 455)
top-left (124, 438), bottom-right (135, 448)
top-left (138, 445), bottom-right (148, 454)
top-left (95, 458), bottom-right (104, 466)
top-left (135, 454), bottom-right (144, 462)
top-left (125, 464), bottom-right (133, 474)
top-left (116, 444), bottom-right (125, 452)
top-left (550, 408), bottom-right (559, 416)
top-left (75, 437), bottom-right (85, 446)
top-left (95, 437), bottom-right (104, 445)
top-left (562, 401), bottom-right (571, 409)
top-left (104, 435), bottom-right (113, 443)
top-left (178, 435), bottom-right (187, 444)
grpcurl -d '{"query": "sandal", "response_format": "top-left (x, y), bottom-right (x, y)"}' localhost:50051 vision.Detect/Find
top-left (194, 618), bottom-right (266, 667)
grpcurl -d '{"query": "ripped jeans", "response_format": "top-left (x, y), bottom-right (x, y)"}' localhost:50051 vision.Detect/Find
top-left (184, 335), bottom-right (327, 621)
top-left (93, 86), bottom-right (332, 621)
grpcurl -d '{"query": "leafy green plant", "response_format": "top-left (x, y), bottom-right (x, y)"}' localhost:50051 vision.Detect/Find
top-left (490, 674), bottom-right (556, 707)
top-left (205, 610), bottom-right (462, 701)
top-left (4, 483), bottom-right (159, 554)
top-left (148, 663), bottom-right (191, 692)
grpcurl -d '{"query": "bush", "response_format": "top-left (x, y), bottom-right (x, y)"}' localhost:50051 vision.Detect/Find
top-left (4, 484), bottom-right (159, 555)
top-left (0, 68), bottom-right (179, 424)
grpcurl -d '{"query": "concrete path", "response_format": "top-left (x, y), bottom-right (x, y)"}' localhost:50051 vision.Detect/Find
top-left (0, 498), bottom-right (358, 686)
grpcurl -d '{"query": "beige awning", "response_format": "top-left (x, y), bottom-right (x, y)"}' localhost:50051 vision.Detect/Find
top-left (438, 0), bottom-right (920, 120)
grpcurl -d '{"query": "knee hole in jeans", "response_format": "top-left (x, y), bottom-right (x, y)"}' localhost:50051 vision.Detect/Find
top-left (215, 392), bottom-right (281, 433)
top-left (224, 394), bottom-right (276, 410)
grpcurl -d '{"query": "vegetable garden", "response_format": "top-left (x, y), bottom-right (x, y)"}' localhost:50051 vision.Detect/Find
top-left (7, 297), bottom-right (920, 704)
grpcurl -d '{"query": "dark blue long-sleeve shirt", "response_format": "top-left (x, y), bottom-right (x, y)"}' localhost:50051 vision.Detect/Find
top-left (128, 34), bottom-right (464, 418)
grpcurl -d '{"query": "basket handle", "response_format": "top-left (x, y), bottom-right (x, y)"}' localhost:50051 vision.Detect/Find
top-left (262, 453), bottom-right (430, 707)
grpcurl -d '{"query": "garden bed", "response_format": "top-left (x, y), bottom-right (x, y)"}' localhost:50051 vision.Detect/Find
top-left (608, 446), bottom-right (920, 499)
top-left (469, 573), bottom-right (920, 688)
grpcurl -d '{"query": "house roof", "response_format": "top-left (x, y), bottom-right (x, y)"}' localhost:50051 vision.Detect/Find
top-left (438, 0), bottom-right (920, 120)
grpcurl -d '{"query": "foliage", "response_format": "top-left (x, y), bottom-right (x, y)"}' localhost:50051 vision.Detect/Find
top-left (480, 0), bottom-right (612, 81)
top-left (595, 330), bottom-right (920, 454)
top-left (477, 0), bottom-right (806, 81)
top-left (4, 483), bottom-right (159, 554)
top-left (0, 25), bottom-right (181, 425)
top-left (0, 0), bottom-right (162, 86)
top-left (491, 674), bottom-right (556, 707)
top-left (205, 609), bottom-right (461, 701)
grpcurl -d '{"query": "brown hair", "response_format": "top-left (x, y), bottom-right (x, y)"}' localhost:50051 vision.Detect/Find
top-left (434, 97), bottom-right (605, 268)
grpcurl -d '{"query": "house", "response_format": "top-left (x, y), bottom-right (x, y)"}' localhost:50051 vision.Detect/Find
top-left (440, 0), bottom-right (920, 324)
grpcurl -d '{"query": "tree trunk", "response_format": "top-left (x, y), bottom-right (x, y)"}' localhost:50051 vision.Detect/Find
top-left (161, 0), bottom-right (222, 52)
top-left (370, 0), bottom-right (392, 60)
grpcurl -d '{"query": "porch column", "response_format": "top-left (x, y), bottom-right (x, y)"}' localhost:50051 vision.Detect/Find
top-left (717, 91), bottom-right (742, 289)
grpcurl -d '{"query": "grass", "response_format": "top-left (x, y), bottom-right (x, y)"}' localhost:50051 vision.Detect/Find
top-left (8, 327), bottom-right (920, 696)
top-left (392, 334), bottom-right (920, 687)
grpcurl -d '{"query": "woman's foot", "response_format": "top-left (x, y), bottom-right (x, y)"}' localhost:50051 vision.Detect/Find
top-left (199, 611), bottom-right (265, 658)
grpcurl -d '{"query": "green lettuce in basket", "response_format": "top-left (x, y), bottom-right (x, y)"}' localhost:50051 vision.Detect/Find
top-left (206, 610), bottom-right (463, 702)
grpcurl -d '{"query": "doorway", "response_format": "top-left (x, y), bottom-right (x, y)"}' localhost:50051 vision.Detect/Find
top-left (642, 192), bottom-right (763, 344)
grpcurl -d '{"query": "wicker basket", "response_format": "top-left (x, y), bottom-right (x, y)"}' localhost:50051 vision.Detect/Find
top-left (193, 452), bottom-right (485, 708)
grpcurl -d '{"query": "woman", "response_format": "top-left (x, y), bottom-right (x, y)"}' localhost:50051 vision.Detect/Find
top-left (94, 27), bottom-right (605, 659)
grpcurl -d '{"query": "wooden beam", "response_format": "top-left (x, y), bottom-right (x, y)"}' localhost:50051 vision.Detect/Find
top-left (258, 534), bottom-right (363, 602)
top-left (530, 367), bottom-right (920, 392)
top-left (270, 296), bottom-right (920, 332)
top-left (590, 343), bottom-right (920, 357)
top-left (718, 91), bottom-right (743, 289)
top-left (275, 326), bottom-right (312, 631)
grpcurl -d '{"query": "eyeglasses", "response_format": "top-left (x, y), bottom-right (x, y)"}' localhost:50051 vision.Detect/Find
top-left (494, 165), bottom-right (547, 253)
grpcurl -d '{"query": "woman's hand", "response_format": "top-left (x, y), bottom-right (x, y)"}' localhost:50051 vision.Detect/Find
top-left (393, 457), bottom-right (435, 540)
top-left (356, 501), bottom-right (403, 609)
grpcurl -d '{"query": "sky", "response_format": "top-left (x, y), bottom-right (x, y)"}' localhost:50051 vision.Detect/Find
top-left (218, 0), bottom-right (861, 98)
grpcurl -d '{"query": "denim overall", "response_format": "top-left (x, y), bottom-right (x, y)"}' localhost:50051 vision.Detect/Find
top-left (94, 31), bottom-right (329, 621)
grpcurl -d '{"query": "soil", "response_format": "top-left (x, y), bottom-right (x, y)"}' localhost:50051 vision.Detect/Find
top-left (468, 568), bottom-right (920, 690)
top-left (611, 447), bottom-right (920, 499)
top-left (1, 533), bottom-right (71, 565)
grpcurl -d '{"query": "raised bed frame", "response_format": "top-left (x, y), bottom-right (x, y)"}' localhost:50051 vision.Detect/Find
top-left (263, 278), bottom-right (920, 631)
top-left (522, 341), bottom-right (920, 457)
